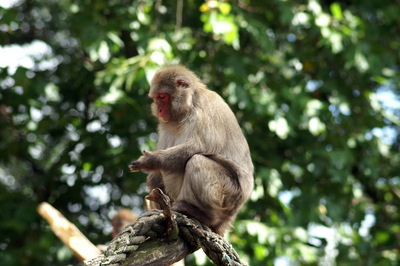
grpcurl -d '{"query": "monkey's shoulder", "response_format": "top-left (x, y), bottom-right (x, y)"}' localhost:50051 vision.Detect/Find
top-left (201, 88), bottom-right (224, 102)
top-left (199, 89), bottom-right (235, 117)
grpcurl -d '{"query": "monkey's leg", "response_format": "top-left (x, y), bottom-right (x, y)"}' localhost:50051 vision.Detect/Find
top-left (147, 171), bottom-right (164, 191)
top-left (172, 154), bottom-right (239, 236)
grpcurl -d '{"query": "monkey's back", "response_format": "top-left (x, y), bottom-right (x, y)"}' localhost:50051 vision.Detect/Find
top-left (197, 88), bottom-right (254, 175)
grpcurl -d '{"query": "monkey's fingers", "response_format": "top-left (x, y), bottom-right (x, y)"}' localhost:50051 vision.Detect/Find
top-left (129, 161), bottom-right (142, 172)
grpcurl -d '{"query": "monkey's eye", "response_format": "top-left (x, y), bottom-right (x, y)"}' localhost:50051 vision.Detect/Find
top-left (176, 79), bottom-right (188, 88)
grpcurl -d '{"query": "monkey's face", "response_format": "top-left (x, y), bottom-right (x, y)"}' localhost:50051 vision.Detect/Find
top-left (149, 66), bottom-right (196, 123)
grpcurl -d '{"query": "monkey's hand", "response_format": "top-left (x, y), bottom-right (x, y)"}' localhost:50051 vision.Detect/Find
top-left (129, 150), bottom-right (155, 172)
top-left (128, 159), bottom-right (142, 172)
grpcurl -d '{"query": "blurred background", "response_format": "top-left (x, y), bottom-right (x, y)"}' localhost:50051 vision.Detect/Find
top-left (0, 0), bottom-right (399, 265)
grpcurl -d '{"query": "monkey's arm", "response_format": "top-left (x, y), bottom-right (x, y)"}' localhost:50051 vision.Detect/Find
top-left (129, 142), bottom-right (202, 172)
top-left (129, 143), bottom-right (242, 179)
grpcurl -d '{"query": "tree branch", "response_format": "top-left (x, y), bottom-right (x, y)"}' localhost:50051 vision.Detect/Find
top-left (175, 0), bottom-right (183, 33)
top-left (85, 189), bottom-right (246, 266)
top-left (37, 202), bottom-right (101, 262)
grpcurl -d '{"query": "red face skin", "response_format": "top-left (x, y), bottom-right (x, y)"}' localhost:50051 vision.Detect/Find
top-left (156, 92), bottom-right (170, 122)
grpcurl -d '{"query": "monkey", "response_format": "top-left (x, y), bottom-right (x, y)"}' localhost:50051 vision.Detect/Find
top-left (129, 65), bottom-right (254, 236)
top-left (96, 209), bottom-right (138, 252)
top-left (111, 209), bottom-right (138, 238)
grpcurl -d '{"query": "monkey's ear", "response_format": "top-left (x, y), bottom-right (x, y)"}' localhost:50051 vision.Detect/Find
top-left (176, 79), bottom-right (189, 88)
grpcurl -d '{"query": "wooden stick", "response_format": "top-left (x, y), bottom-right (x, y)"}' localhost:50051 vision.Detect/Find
top-left (37, 202), bottom-right (101, 262)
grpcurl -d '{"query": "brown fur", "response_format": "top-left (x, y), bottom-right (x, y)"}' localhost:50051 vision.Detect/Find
top-left (111, 209), bottom-right (137, 238)
top-left (130, 65), bottom-right (254, 236)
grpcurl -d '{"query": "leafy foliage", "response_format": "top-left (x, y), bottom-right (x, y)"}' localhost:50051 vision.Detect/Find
top-left (0, 0), bottom-right (399, 265)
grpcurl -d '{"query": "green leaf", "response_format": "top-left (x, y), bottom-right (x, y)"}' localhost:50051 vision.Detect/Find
top-left (218, 2), bottom-right (231, 15)
top-left (330, 3), bottom-right (343, 20)
top-left (83, 162), bottom-right (92, 171)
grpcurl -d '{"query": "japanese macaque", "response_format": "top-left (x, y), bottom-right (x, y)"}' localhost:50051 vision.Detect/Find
top-left (96, 209), bottom-right (138, 252)
top-left (129, 65), bottom-right (254, 236)
top-left (111, 209), bottom-right (137, 238)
